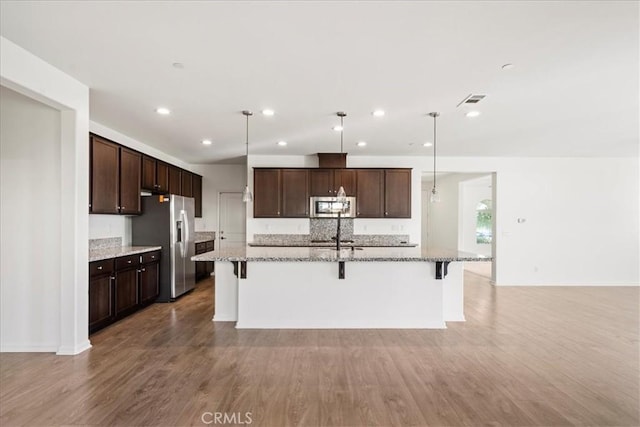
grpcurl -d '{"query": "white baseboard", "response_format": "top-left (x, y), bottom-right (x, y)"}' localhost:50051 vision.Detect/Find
top-left (213, 315), bottom-right (237, 322)
top-left (57, 340), bottom-right (92, 355)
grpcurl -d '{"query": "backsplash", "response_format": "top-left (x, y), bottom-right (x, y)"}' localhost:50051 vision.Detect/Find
top-left (89, 237), bottom-right (122, 250)
top-left (310, 218), bottom-right (354, 241)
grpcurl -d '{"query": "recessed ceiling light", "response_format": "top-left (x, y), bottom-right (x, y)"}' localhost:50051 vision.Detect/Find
top-left (333, 125), bottom-right (343, 132)
top-left (466, 111), bottom-right (481, 118)
top-left (423, 142), bottom-right (433, 147)
top-left (262, 109), bottom-right (275, 116)
top-left (201, 139), bottom-right (212, 146)
top-left (155, 107), bottom-right (171, 115)
top-left (356, 141), bottom-right (367, 147)
top-left (372, 109), bottom-right (385, 117)
top-left (501, 63), bottom-right (514, 70)
top-left (277, 141), bottom-right (287, 146)
top-left (172, 62), bottom-right (184, 69)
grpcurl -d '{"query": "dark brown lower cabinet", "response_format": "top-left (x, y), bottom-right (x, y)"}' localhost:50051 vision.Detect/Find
top-left (195, 240), bottom-right (215, 281)
top-left (115, 268), bottom-right (138, 317)
top-left (89, 250), bottom-right (160, 334)
top-left (139, 261), bottom-right (159, 305)
top-left (89, 275), bottom-right (114, 333)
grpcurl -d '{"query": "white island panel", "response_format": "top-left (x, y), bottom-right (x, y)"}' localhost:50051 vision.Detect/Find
top-left (235, 261), bottom-right (445, 329)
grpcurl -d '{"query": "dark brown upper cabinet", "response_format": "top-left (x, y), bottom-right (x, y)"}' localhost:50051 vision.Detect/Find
top-left (281, 169), bottom-right (309, 217)
top-left (90, 135), bottom-right (120, 214)
top-left (254, 169), bottom-right (282, 218)
top-left (192, 174), bottom-right (202, 218)
top-left (119, 148), bottom-right (142, 215)
top-left (141, 156), bottom-right (156, 191)
top-left (384, 169), bottom-right (411, 218)
top-left (355, 169), bottom-right (384, 218)
top-left (142, 156), bottom-right (169, 193)
top-left (156, 162), bottom-right (169, 193)
top-left (90, 134), bottom-right (141, 215)
top-left (168, 165), bottom-right (181, 195)
top-left (334, 169), bottom-right (356, 196)
top-left (309, 169), bottom-right (356, 196)
top-left (181, 170), bottom-right (193, 198)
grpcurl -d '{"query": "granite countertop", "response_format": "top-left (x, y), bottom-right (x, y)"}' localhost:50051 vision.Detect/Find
top-left (191, 246), bottom-right (492, 263)
top-left (90, 246), bottom-right (162, 262)
top-left (248, 240), bottom-right (418, 248)
top-left (249, 233), bottom-right (418, 247)
top-left (194, 231), bottom-right (216, 244)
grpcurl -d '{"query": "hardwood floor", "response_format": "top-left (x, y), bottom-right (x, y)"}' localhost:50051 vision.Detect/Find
top-left (1, 273), bottom-right (638, 426)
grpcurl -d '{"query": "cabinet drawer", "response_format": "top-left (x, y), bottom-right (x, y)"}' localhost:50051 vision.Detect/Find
top-left (141, 250), bottom-right (160, 264)
top-left (116, 254), bottom-right (140, 270)
top-left (90, 259), bottom-right (115, 277)
top-left (195, 242), bottom-right (207, 254)
top-left (205, 240), bottom-right (214, 251)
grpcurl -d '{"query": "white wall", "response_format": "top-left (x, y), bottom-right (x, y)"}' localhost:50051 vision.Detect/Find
top-left (1, 36), bottom-right (90, 354)
top-left (435, 157), bottom-right (639, 286)
top-left (1, 87), bottom-right (62, 351)
top-left (189, 163), bottom-right (246, 233)
top-left (246, 155), bottom-right (426, 242)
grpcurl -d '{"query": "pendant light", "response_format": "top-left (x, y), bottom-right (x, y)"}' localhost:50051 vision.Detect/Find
top-left (336, 112), bottom-right (347, 203)
top-left (242, 110), bottom-right (253, 203)
top-left (429, 112), bottom-right (441, 203)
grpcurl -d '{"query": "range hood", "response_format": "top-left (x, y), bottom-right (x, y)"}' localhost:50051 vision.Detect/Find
top-left (317, 153), bottom-right (347, 168)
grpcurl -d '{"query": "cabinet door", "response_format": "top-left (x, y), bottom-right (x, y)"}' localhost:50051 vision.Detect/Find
top-left (309, 169), bottom-right (334, 196)
top-left (168, 165), bottom-right (181, 195)
top-left (281, 169), bottom-right (309, 217)
top-left (89, 275), bottom-right (114, 333)
top-left (192, 174), bottom-right (203, 217)
top-left (119, 147), bottom-right (142, 215)
top-left (90, 136), bottom-right (119, 213)
top-left (355, 169), bottom-right (384, 218)
top-left (384, 169), bottom-right (412, 218)
top-left (115, 268), bottom-right (138, 316)
top-left (254, 169), bottom-right (281, 218)
top-left (334, 169), bottom-right (356, 196)
top-left (141, 156), bottom-right (157, 191)
top-left (156, 162), bottom-right (169, 193)
top-left (139, 262), bottom-right (159, 304)
top-left (181, 170), bottom-right (193, 197)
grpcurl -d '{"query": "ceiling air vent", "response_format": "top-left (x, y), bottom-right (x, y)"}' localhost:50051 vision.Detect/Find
top-left (457, 94), bottom-right (486, 107)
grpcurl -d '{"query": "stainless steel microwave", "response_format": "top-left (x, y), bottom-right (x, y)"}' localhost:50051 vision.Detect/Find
top-left (310, 196), bottom-right (356, 218)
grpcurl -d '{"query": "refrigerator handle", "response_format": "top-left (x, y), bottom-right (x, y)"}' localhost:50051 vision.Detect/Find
top-left (181, 209), bottom-right (189, 258)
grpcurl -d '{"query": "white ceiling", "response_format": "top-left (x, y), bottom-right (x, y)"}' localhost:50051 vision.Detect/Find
top-left (1, 1), bottom-right (638, 164)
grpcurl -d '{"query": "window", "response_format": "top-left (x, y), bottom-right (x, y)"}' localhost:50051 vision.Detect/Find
top-left (476, 199), bottom-right (492, 244)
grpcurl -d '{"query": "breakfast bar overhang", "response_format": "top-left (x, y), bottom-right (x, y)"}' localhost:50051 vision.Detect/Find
top-left (192, 247), bottom-right (491, 329)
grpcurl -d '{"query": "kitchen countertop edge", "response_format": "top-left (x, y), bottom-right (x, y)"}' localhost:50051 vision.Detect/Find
top-left (89, 246), bottom-right (162, 262)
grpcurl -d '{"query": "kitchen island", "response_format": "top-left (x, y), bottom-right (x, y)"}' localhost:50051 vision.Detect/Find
top-left (192, 246), bottom-right (491, 329)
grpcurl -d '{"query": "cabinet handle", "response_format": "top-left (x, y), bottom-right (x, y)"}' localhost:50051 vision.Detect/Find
top-left (151, 255), bottom-right (155, 259)
top-left (127, 260), bottom-right (132, 264)
top-left (385, 212), bottom-right (388, 216)
top-left (97, 266), bottom-right (103, 270)
top-left (121, 206), bottom-right (125, 210)
top-left (141, 268), bottom-right (146, 272)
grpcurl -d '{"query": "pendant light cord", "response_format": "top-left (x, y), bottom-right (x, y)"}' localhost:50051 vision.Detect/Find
top-left (340, 115), bottom-right (344, 154)
top-left (245, 113), bottom-right (249, 187)
top-left (433, 114), bottom-right (437, 190)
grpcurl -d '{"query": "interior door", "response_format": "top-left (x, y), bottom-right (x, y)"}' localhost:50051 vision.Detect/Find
top-left (219, 192), bottom-right (246, 249)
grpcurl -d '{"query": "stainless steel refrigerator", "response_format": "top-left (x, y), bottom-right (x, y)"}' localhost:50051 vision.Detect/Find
top-left (132, 195), bottom-right (196, 302)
